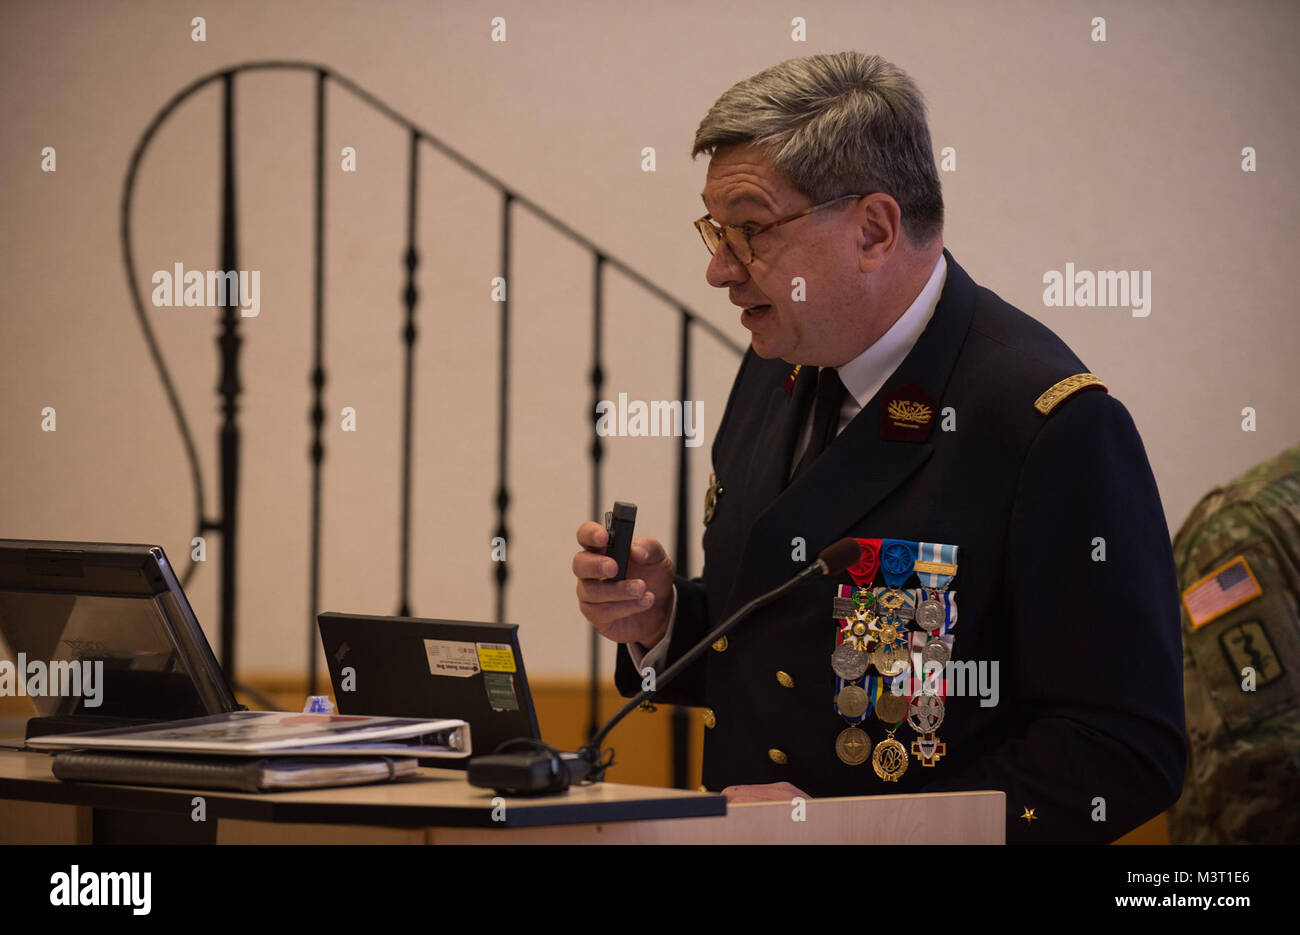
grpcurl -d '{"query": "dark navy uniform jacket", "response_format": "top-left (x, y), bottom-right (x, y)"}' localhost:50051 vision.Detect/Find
top-left (614, 249), bottom-right (1186, 844)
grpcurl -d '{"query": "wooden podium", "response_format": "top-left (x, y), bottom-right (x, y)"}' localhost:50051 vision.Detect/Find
top-left (0, 750), bottom-right (1004, 844)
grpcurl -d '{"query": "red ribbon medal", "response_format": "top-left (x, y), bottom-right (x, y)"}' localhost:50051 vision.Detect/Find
top-left (847, 538), bottom-right (882, 586)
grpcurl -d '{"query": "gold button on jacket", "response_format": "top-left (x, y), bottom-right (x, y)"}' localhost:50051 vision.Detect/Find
top-left (768, 748), bottom-right (788, 765)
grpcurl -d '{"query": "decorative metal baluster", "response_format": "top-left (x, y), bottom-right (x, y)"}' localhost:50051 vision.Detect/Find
top-left (217, 70), bottom-right (241, 685)
top-left (398, 130), bottom-right (420, 618)
top-left (670, 310), bottom-right (693, 787)
top-left (493, 193), bottom-right (514, 624)
top-left (674, 311), bottom-right (692, 583)
top-left (587, 253), bottom-right (606, 742)
top-left (119, 61), bottom-right (747, 709)
top-left (306, 70), bottom-right (327, 696)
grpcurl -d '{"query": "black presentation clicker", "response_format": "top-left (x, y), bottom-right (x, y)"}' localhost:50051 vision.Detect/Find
top-left (603, 501), bottom-right (637, 582)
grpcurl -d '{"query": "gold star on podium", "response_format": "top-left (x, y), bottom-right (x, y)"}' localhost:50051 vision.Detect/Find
top-left (1020, 807), bottom-right (1037, 824)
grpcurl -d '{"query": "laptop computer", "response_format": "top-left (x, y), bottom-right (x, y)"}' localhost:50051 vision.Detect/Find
top-left (317, 612), bottom-right (542, 768)
top-left (0, 539), bottom-right (240, 739)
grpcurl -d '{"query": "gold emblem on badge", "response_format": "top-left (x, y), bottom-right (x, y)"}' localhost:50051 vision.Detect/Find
top-left (703, 472), bottom-right (723, 526)
top-left (886, 398), bottom-right (933, 428)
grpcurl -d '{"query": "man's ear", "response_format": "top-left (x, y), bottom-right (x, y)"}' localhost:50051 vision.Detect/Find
top-left (857, 194), bottom-right (901, 273)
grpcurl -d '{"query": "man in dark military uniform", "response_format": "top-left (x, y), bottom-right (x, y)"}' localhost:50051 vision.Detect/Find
top-left (1168, 444), bottom-right (1300, 844)
top-left (573, 52), bottom-right (1185, 844)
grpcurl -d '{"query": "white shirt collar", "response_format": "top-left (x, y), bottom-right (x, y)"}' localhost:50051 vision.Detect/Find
top-left (835, 253), bottom-right (947, 408)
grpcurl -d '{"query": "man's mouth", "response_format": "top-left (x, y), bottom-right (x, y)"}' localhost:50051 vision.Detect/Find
top-left (741, 304), bottom-right (772, 325)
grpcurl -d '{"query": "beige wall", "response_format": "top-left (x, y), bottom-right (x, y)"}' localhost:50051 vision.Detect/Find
top-left (1, 0), bottom-right (1297, 682)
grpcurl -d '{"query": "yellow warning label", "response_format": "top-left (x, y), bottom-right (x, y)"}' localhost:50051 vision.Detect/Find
top-left (476, 642), bottom-right (516, 673)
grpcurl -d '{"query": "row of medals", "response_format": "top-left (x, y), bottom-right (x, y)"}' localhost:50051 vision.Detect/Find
top-left (830, 585), bottom-right (950, 780)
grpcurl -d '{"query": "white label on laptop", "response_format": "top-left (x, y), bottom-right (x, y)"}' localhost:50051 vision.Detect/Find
top-left (423, 639), bottom-right (480, 677)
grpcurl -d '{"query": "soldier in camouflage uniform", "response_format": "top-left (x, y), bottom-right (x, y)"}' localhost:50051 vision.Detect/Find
top-left (1168, 443), bottom-right (1300, 844)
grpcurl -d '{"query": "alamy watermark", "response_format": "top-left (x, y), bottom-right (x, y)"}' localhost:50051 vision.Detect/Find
top-left (50, 866), bottom-right (150, 915)
top-left (1042, 263), bottom-right (1151, 318)
top-left (151, 263), bottom-right (261, 318)
top-left (595, 393), bottom-right (703, 447)
top-left (889, 659), bottom-right (999, 708)
top-left (0, 654), bottom-right (103, 707)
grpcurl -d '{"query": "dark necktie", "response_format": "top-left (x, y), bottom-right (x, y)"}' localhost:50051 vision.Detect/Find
top-left (791, 366), bottom-right (846, 481)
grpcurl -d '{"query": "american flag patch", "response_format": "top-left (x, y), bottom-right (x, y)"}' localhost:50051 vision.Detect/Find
top-left (1182, 556), bottom-right (1262, 629)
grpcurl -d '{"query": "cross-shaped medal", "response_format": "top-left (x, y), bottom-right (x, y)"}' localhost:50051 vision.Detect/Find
top-left (911, 731), bottom-right (946, 766)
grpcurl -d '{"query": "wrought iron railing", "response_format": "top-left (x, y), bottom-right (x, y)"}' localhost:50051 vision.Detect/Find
top-left (120, 61), bottom-right (743, 785)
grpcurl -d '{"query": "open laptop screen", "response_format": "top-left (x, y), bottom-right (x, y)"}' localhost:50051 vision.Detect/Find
top-left (0, 540), bottom-right (238, 726)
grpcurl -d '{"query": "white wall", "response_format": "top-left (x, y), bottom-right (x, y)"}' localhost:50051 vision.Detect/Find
top-left (1, 0), bottom-right (1296, 679)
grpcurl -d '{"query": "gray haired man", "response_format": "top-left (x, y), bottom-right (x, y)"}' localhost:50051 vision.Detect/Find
top-left (572, 52), bottom-right (1184, 843)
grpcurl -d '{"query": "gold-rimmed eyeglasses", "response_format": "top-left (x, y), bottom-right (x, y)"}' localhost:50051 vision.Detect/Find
top-left (694, 194), bottom-right (867, 265)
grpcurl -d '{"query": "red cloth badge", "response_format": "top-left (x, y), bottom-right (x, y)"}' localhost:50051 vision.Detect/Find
top-left (880, 380), bottom-right (938, 442)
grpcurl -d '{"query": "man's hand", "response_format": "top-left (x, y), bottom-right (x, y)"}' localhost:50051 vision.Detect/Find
top-left (573, 521), bottom-right (674, 648)
top-left (720, 782), bottom-right (810, 803)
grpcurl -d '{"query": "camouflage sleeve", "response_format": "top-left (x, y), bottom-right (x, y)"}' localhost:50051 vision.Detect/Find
top-left (1168, 499), bottom-right (1300, 844)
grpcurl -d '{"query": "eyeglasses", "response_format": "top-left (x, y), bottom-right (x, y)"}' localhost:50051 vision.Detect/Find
top-left (694, 194), bottom-right (867, 265)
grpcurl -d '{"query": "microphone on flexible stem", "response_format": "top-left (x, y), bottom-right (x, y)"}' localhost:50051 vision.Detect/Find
top-left (466, 538), bottom-right (863, 795)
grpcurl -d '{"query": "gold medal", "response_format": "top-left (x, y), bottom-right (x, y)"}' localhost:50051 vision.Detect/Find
top-left (870, 640), bottom-right (910, 677)
top-left (874, 687), bottom-right (908, 723)
top-left (872, 730), bottom-right (909, 781)
top-left (836, 684), bottom-right (870, 719)
top-left (835, 726), bottom-right (871, 765)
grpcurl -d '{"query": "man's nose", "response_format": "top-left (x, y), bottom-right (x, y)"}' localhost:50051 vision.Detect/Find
top-left (705, 240), bottom-right (748, 289)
